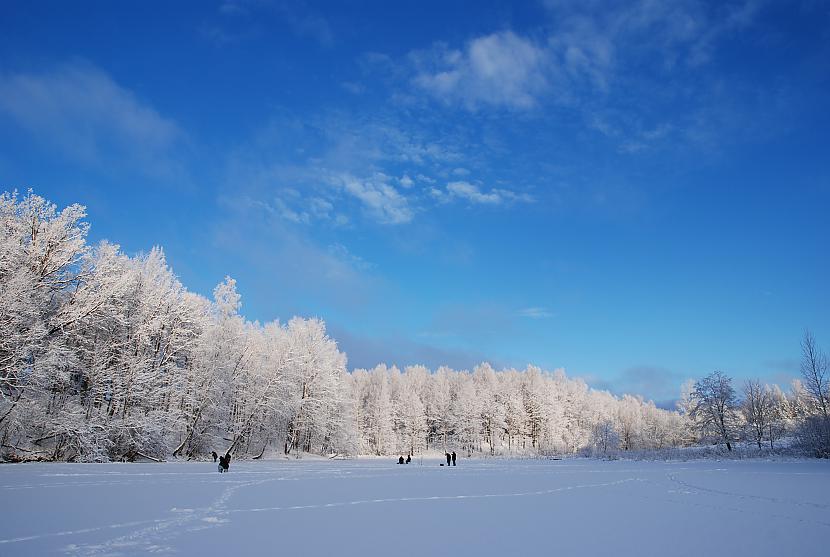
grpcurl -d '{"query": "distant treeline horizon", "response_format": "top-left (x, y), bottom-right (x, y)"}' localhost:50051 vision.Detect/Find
top-left (1, 190), bottom-right (828, 462)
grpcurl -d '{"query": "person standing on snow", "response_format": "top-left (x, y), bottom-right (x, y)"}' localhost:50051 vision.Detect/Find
top-left (451, 451), bottom-right (456, 466)
top-left (218, 451), bottom-right (231, 473)
top-left (445, 452), bottom-right (451, 466)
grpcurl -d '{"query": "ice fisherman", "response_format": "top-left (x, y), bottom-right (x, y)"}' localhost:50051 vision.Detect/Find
top-left (451, 451), bottom-right (456, 466)
top-left (218, 451), bottom-right (231, 473)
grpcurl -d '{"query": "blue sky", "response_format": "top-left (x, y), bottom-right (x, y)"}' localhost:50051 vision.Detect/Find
top-left (1, 0), bottom-right (828, 404)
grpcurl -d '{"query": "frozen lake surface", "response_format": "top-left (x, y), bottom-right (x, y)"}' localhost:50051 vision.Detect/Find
top-left (1, 457), bottom-right (829, 556)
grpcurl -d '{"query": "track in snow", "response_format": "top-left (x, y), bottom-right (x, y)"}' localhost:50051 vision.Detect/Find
top-left (1, 458), bottom-right (828, 556)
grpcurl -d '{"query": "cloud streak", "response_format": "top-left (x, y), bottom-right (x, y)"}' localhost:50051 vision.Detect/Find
top-left (518, 307), bottom-right (554, 319)
top-left (432, 181), bottom-right (535, 206)
top-left (0, 62), bottom-right (186, 179)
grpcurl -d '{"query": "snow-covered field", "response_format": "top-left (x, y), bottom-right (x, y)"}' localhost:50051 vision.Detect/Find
top-left (1, 458), bottom-right (828, 556)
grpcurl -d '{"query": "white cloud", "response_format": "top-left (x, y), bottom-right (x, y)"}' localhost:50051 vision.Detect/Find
top-left (496, 188), bottom-right (535, 203)
top-left (268, 197), bottom-right (309, 224)
top-left (330, 173), bottom-right (414, 225)
top-left (518, 307), bottom-right (554, 319)
top-left (249, 191), bottom-right (349, 227)
top-left (333, 214), bottom-right (350, 226)
top-left (550, 16), bottom-right (613, 90)
top-left (0, 63), bottom-right (184, 178)
top-left (328, 243), bottom-right (374, 271)
top-left (215, 197), bottom-right (380, 312)
top-left (308, 196), bottom-right (334, 219)
top-left (219, 1), bottom-right (247, 16)
top-left (429, 187), bottom-right (447, 203)
top-left (447, 181), bottom-right (502, 204)
top-left (544, 0), bottom-right (764, 75)
top-left (441, 181), bottom-right (535, 205)
top-left (225, 112), bottom-right (435, 226)
top-left (399, 174), bottom-right (414, 188)
top-left (280, 7), bottom-right (334, 47)
top-left (400, 0), bottom-right (765, 158)
top-left (225, 109), bottom-right (538, 229)
top-left (341, 81), bottom-right (365, 95)
top-left (413, 31), bottom-right (551, 110)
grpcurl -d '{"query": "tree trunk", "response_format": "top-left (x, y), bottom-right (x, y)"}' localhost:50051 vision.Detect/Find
top-left (252, 440), bottom-right (268, 459)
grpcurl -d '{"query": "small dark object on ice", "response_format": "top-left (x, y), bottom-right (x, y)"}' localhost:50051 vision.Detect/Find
top-left (398, 456), bottom-right (405, 464)
top-left (211, 451), bottom-right (218, 463)
top-left (405, 454), bottom-right (411, 464)
top-left (218, 451), bottom-right (231, 473)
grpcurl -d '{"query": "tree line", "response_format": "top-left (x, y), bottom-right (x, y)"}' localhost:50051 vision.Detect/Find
top-left (0, 191), bottom-right (827, 461)
top-left (680, 331), bottom-right (830, 457)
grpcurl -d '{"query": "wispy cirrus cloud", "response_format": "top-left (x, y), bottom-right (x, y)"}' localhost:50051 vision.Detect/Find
top-left (254, 190), bottom-right (347, 226)
top-left (207, 0), bottom-right (335, 47)
top-left (279, 6), bottom-right (334, 47)
top-left (543, 0), bottom-right (766, 71)
top-left (327, 243), bottom-right (375, 271)
top-left (432, 181), bottom-right (534, 206)
top-left (0, 62), bottom-right (186, 180)
top-left (518, 307), bottom-right (554, 319)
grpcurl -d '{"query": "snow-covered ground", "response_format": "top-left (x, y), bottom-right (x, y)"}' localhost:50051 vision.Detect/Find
top-left (1, 458), bottom-right (828, 556)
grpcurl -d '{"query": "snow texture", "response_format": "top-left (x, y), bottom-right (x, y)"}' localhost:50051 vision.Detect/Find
top-left (1, 458), bottom-right (828, 556)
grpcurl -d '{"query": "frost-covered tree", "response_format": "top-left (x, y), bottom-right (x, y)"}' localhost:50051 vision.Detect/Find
top-left (356, 365), bottom-right (396, 455)
top-left (394, 369), bottom-right (428, 455)
top-left (689, 371), bottom-right (740, 451)
top-left (281, 318), bottom-right (349, 455)
top-left (0, 191), bottom-right (89, 438)
top-left (796, 331), bottom-right (830, 456)
top-left (616, 394), bottom-right (644, 451)
top-left (742, 380), bottom-right (779, 450)
top-left (0, 191), bottom-right (359, 461)
top-left (473, 363), bottom-right (504, 455)
top-left (173, 276), bottom-right (244, 458)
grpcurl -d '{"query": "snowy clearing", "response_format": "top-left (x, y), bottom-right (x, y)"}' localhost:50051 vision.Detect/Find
top-left (1, 458), bottom-right (829, 556)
